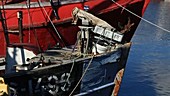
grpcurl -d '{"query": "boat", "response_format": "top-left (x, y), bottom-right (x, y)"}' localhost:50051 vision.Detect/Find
top-left (0, 0), bottom-right (150, 95)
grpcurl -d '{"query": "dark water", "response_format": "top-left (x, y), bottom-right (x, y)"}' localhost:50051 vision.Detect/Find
top-left (119, 1), bottom-right (170, 96)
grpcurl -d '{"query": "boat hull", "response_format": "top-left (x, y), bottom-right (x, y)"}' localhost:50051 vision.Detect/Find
top-left (4, 42), bottom-right (131, 96)
top-left (0, 0), bottom-right (150, 57)
top-left (0, 0), bottom-right (150, 95)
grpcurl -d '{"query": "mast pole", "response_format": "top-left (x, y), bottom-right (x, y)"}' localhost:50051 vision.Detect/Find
top-left (17, 11), bottom-right (23, 43)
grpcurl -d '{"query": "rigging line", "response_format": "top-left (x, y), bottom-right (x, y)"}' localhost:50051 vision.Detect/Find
top-left (25, 1), bottom-right (43, 52)
top-left (69, 55), bottom-right (94, 96)
top-left (25, 0), bottom-right (31, 43)
top-left (1, 0), bottom-right (9, 45)
top-left (64, 55), bottom-right (81, 90)
top-left (112, 0), bottom-right (170, 33)
top-left (1, 0), bottom-right (7, 27)
top-left (37, 0), bottom-right (66, 47)
top-left (69, 29), bottom-right (105, 96)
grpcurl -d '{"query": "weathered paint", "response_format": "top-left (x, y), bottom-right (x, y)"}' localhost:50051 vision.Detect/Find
top-left (112, 69), bottom-right (125, 96)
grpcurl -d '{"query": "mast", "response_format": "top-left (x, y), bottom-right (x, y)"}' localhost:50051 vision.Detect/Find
top-left (17, 11), bottom-right (23, 43)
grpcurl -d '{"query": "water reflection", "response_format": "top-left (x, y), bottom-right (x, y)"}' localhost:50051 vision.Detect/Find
top-left (119, 1), bottom-right (170, 96)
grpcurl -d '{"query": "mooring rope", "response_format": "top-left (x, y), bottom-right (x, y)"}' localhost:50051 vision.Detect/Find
top-left (69, 25), bottom-right (112, 95)
top-left (69, 55), bottom-right (94, 96)
top-left (112, 0), bottom-right (170, 33)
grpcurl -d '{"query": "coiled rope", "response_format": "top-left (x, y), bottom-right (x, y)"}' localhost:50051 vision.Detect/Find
top-left (112, 0), bottom-right (170, 33)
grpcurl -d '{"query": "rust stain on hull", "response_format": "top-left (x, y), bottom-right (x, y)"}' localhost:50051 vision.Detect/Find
top-left (112, 68), bottom-right (125, 96)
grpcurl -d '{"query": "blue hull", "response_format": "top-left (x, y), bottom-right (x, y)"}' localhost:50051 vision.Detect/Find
top-left (3, 43), bottom-right (131, 96)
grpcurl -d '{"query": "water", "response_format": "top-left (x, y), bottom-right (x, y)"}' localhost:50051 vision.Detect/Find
top-left (118, 1), bottom-right (170, 96)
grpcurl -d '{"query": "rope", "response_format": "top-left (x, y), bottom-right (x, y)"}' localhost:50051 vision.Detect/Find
top-left (25, 1), bottom-right (43, 52)
top-left (25, 1), bottom-right (31, 43)
top-left (69, 55), bottom-right (94, 96)
top-left (112, 0), bottom-right (170, 33)
top-left (1, 0), bottom-right (10, 45)
top-left (37, 0), bottom-right (66, 46)
top-left (63, 55), bottom-right (81, 90)
top-left (68, 26), bottom-right (108, 95)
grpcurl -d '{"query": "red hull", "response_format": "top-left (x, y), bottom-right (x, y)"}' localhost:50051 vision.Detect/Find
top-left (0, 0), bottom-right (150, 57)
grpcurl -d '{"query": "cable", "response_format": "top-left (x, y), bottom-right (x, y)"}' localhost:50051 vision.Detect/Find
top-left (69, 55), bottom-right (94, 96)
top-left (25, 1), bottom-right (43, 53)
top-left (112, 0), bottom-right (170, 33)
top-left (37, 0), bottom-right (66, 46)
